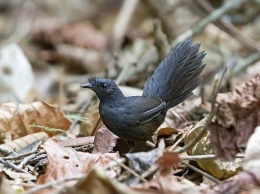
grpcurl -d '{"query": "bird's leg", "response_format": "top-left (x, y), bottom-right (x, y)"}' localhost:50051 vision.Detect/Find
top-left (126, 140), bottom-right (136, 153)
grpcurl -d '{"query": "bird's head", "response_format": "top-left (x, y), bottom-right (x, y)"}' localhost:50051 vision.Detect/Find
top-left (81, 77), bottom-right (124, 101)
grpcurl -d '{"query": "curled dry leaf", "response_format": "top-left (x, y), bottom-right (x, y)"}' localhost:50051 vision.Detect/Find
top-left (0, 101), bottom-right (71, 142)
top-left (0, 132), bottom-right (48, 154)
top-left (38, 139), bottom-right (119, 188)
top-left (185, 117), bottom-right (242, 179)
top-left (93, 126), bottom-right (119, 154)
top-left (214, 127), bottom-right (260, 193)
top-left (210, 74), bottom-right (260, 160)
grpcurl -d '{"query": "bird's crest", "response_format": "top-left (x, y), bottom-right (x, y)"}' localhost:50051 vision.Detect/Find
top-left (88, 76), bottom-right (98, 85)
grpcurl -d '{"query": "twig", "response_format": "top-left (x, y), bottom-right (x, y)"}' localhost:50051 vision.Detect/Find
top-left (172, 0), bottom-right (244, 46)
top-left (232, 52), bottom-right (260, 75)
top-left (0, 158), bottom-right (29, 174)
top-left (196, 0), bottom-right (260, 52)
top-left (28, 153), bottom-right (47, 165)
top-left (177, 67), bottom-right (227, 154)
top-left (181, 153), bottom-right (244, 160)
top-left (141, 164), bottom-right (158, 179)
top-left (112, 0), bottom-right (139, 50)
top-left (2, 149), bottom-right (44, 160)
top-left (58, 67), bottom-right (65, 111)
top-left (68, 93), bottom-right (94, 134)
top-left (104, 158), bottom-right (126, 170)
top-left (142, 0), bottom-right (176, 39)
top-left (153, 19), bottom-right (170, 59)
top-left (181, 161), bottom-right (221, 184)
top-left (107, 155), bottom-right (148, 183)
top-left (222, 52), bottom-right (260, 87)
top-left (18, 154), bottom-right (36, 168)
top-left (168, 137), bottom-right (183, 152)
top-left (26, 175), bottom-right (85, 194)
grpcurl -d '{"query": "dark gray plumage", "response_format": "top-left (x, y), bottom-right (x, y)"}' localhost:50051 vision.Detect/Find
top-left (81, 40), bottom-right (206, 142)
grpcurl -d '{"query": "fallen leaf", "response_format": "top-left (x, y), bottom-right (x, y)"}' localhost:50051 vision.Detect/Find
top-left (0, 132), bottom-right (48, 154)
top-left (157, 127), bottom-right (179, 138)
top-left (212, 171), bottom-right (258, 194)
top-left (37, 139), bottom-right (119, 189)
top-left (185, 117), bottom-right (242, 179)
top-left (93, 126), bottom-right (119, 154)
top-left (243, 126), bottom-right (260, 180)
top-left (68, 167), bottom-right (139, 194)
top-left (0, 101), bottom-right (71, 141)
top-left (33, 21), bottom-right (107, 51)
top-left (158, 151), bottom-right (180, 175)
top-left (133, 174), bottom-right (205, 194)
top-left (210, 74), bottom-right (260, 160)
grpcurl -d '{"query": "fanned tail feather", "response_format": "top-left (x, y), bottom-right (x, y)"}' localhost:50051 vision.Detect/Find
top-left (142, 40), bottom-right (206, 109)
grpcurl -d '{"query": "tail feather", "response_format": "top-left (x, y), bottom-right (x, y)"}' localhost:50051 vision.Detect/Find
top-left (142, 40), bottom-right (206, 109)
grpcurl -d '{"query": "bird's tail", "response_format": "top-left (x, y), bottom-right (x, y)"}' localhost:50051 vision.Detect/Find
top-left (142, 40), bottom-right (206, 109)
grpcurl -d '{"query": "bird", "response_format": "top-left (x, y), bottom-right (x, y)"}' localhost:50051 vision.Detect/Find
top-left (81, 40), bottom-right (206, 145)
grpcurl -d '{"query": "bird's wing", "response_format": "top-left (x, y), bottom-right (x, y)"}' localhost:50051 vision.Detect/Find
top-left (124, 96), bottom-right (166, 125)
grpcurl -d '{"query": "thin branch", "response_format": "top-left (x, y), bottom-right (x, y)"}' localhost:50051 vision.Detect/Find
top-left (112, 0), bottom-right (139, 50)
top-left (181, 161), bottom-right (221, 184)
top-left (18, 154), bottom-right (36, 168)
top-left (2, 149), bottom-right (44, 160)
top-left (107, 155), bottom-right (148, 183)
top-left (0, 158), bottom-right (29, 174)
top-left (222, 52), bottom-right (260, 87)
top-left (181, 153), bottom-right (244, 160)
top-left (172, 0), bottom-right (245, 46)
top-left (153, 19), bottom-right (170, 59)
top-left (196, 0), bottom-right (260, 52)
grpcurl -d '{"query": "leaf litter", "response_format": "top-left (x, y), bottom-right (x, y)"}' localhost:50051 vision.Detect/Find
top-left (0, 1), bottom-right (260, 194)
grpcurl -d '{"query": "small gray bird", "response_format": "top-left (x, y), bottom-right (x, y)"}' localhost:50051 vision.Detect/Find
top-left (81, 40), bottom-right (206, 144)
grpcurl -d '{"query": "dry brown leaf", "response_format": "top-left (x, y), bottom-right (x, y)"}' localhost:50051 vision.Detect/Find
top-left (157, 127), bottom-right (179, 138)
top-left (70, 167), bottom-right (139, 194)
top-left (93, 126), bottom-right (119, 154)
top-left (158, 151), bottom-right (180, 175)
top-left (212, 171), bottom-right (259, 194)
top-left (212, 130), bottom-right (260, 192)
top-left (133, 174), bottom-right (204, 194)
top-left (210, 74), bottom-right (260, 160)
top-left (37, 139), bottom-right (119, 188)
top-left (185, 118), bottom-right (242, 179)
top-left (33, 21), bottom-right (107, 51)
top-left (0, 132), bottom-right (48, 154)
top-left (0, 101), bottom-right (71, 141)
top-left (243, 126), bottom-right (260, 180)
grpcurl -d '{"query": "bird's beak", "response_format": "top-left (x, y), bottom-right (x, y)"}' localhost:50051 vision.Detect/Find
top-left (81, 83), bottom-right (93, 89)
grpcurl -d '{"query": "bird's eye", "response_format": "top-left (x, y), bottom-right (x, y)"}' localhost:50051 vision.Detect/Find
top-left (101, 83), bottom-right (108, 89)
